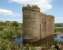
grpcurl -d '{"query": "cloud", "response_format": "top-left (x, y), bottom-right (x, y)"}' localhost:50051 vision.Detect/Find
top-left (0, 8), bottom-right (20, 17)
top-left (0, 8), bottom-right (22, 22)
top-left (9, 0), bottom-right (53, 12)
top-left (0, 9), bottom-right (13, 16)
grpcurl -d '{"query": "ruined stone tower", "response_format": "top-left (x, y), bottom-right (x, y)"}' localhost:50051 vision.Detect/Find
top-left (22, 5), bottom-right (54, 42)
top-left (23, 5), bottom-right (41, 41)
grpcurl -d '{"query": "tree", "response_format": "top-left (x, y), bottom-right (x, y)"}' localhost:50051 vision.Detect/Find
top-left (0, 21), bottom-right (22, 50)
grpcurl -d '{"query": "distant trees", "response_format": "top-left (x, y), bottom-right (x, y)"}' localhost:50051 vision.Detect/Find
top-left (55, 23), bottom-right (63, 27)
top-left (55, 23), bottom-right (63, 32)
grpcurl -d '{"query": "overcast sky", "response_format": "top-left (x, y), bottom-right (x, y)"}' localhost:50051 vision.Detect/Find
top-left (0, 0), bottom-right (63, 23)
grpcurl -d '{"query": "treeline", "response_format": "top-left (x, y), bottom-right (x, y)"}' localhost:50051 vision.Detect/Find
top-left (55, 23), bottom-right (63, 27)
top-left (55, 23), bottom-right (63, 32)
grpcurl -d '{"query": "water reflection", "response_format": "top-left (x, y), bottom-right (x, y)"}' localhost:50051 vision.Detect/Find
top-left (15, 36), bottom-right (23, 45)
top-left (54, 34), bottom-right (63, 42)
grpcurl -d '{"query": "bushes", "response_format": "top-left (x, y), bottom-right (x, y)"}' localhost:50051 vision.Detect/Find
top-left (0, 21), bottom-right (22, 50)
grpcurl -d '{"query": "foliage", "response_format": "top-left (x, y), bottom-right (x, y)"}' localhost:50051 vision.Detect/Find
top-left (55, 23), bottom-right (63, 32)
top-left (0, 21), bottom-right (22, 50)
top-left (55, 28), bottom-right (63, 32)
top-left (55, 23), bottom-right (63, 27)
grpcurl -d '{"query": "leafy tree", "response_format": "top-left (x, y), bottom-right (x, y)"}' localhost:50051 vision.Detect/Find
top-left (0, 21), bottom-right (22, 50)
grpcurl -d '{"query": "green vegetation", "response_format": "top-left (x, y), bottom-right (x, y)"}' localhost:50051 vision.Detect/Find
top-left (55, 23), bottom-right (63, 32)
top-left (0, 21), bottom-right (22, 50)
top-left (0, 21), bottom-right (63, 50)
top-left (55, 23), bottom-right (63, 27)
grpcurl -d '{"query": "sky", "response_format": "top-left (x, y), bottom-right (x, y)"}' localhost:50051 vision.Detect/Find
top-left (0, 0), bottom-right (63, 23)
